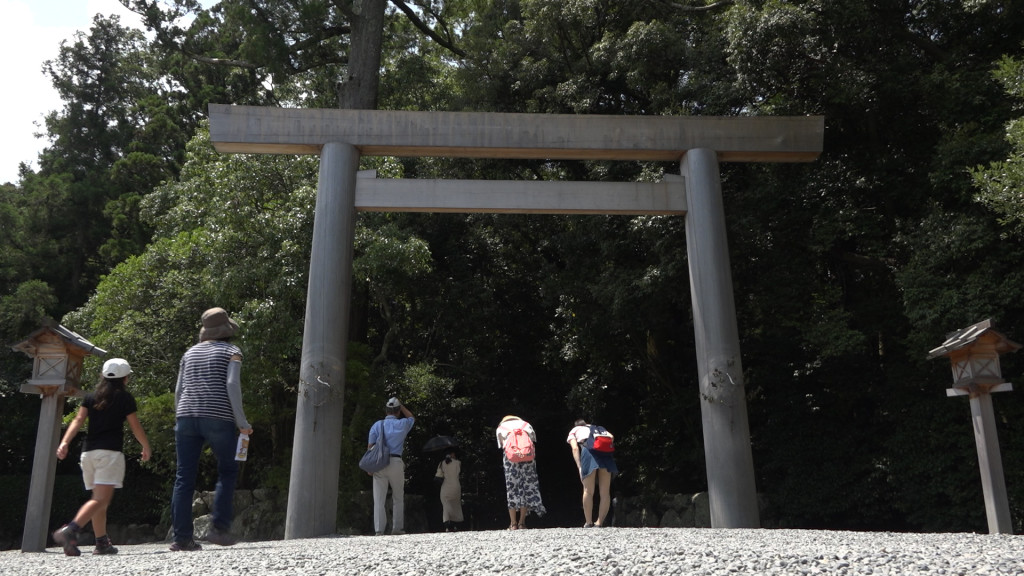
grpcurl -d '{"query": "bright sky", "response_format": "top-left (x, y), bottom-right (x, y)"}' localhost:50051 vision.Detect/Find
top-left (0, 0), bottom-right (145, 184)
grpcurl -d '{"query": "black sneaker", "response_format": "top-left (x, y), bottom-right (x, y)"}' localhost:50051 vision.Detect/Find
top-left (169, 539), bottom-right (203, 552)
top-left (205, 527), bottom-right (237, 546)
top-left (52, 525), bottom-right (81, 556)
top-left (92, 541), bottom-right (118, 555)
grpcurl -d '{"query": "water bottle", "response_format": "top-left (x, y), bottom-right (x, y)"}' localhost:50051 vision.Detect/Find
top-left (235, 433), bottom-right (250, 461)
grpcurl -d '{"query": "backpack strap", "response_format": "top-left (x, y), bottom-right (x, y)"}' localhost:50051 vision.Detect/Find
top-left (499, 420), bottom-right (521, 439)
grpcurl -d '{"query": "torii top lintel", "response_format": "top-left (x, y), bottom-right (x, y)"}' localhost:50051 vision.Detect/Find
top-left (208, 104), bottom-right (824, 163)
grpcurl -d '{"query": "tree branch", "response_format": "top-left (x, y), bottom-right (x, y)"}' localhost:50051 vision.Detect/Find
top-left (331, 0), bottom-right (357, 21)
top-left (182, 52), bottom-right (261, 69)
top-left (668, 0), bottom-right (735, 13)
top-left (389, 0), bottom-right (467, 58)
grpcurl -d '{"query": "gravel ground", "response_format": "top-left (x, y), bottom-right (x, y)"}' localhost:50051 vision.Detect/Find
top-left (3, 528), bottom-right (1022, 576)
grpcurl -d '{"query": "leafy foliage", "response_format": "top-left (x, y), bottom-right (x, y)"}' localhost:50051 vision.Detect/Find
top-left (4, 0), bottom-right (1024, 544)
top-left (973, 53), bottom-right (1024, 233)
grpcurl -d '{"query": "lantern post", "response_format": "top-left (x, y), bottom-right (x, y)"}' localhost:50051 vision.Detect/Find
top-left (927, 319), bottom-right (1018, 534)
top-left (10, 321), bottom-right (106, 552)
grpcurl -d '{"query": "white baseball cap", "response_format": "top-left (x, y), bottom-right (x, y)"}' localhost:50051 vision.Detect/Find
top-left (102, 358), bottom-right (133, 379)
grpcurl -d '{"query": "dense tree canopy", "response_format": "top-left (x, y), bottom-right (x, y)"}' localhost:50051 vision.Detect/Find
top-left (4, 0), bottom-right (1024, 544)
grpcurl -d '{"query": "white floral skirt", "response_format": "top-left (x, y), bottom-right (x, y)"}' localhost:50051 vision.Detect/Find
top-left (502, 456), bottom-right (547, 515)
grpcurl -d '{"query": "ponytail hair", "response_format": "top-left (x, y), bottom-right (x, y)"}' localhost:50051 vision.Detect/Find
top-left (94, 376), bottom-right (125, 410)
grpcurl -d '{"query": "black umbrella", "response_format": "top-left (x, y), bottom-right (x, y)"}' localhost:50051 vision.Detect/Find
top-left (422, 435), bottom-right (459, 453)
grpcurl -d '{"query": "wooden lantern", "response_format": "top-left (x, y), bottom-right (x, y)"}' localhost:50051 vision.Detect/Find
top-left (11, 321), bottom-right (105, 398)
top-left (927, 318), bottom-right (1020, 397)
top-left (9, 320), bottom-right (106, 552)
top-left (927, 318), bottom-right (1017, 534)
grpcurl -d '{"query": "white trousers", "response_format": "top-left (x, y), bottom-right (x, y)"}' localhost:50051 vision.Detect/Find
top-left (372, 457), bottom-right (405, 533)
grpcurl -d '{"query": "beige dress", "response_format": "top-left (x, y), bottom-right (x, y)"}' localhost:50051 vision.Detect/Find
top-left (436, 457), bottom-right (464, 522)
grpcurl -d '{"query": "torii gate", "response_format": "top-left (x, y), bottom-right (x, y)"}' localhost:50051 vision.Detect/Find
top-left (208, 104), bottom-right (824, 537)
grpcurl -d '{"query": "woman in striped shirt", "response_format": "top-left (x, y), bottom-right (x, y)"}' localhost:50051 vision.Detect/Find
top-left (169, 307), bottom-right (253, 552)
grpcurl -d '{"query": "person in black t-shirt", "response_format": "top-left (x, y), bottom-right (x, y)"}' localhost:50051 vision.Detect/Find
top-left (52, 358), bottom-right (152, 556)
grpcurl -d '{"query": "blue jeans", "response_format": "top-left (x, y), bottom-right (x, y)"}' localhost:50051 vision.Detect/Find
top-left (171, 417), bottom-right (239, 541)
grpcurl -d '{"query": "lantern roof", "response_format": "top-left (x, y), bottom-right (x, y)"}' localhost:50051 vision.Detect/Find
top-left (10, 319), bottom-right (107, 359)
top-left (927, 319), bottom-right (1021, 360)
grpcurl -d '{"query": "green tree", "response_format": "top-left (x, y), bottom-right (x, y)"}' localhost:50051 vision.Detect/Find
top-left (65, 126), bottom-right (320, 485)
top-left (719, 0), bottom-right (1024, 530)
top-left (5, 15), bottom-right (196, 315)
top-left (63, 126), bottom-right (436, 494)
top-left (973, 53), bottom-right (1024, 232)
top-left (122, 0), bottom-right (476, 110)
top-left (12, 0), bottom-right (1024, 537)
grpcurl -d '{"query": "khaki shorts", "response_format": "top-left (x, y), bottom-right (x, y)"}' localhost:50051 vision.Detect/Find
top-left (80, 450), bottom-right (125, 489)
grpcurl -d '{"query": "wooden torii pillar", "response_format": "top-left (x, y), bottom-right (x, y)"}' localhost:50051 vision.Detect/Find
top-left (208, 104), bottom-right (824, 536)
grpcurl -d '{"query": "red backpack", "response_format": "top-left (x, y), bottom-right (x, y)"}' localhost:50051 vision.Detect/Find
top-left (502, 423), bottom-right (536, 463)
top-left (585, 425), bottom-right (615, 453)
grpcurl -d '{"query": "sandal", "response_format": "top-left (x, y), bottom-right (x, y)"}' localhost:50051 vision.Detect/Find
top-left (517, 521), bottom-right (526, 530)
top-left (508, 523), bottom-right (518, 530)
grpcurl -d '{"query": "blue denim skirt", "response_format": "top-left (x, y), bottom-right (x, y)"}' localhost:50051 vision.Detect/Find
top-left (580, 446), bottom-right (618, 479)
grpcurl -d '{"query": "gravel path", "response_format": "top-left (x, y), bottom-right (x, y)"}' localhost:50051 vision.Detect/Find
top-left (3, 528), bottom-right (1022, 575)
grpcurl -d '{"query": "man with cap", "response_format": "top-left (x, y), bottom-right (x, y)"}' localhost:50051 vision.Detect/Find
top-left (169, 307), bottom-right (253, 551)
top-left (367, 397), bottom-right (415, 535)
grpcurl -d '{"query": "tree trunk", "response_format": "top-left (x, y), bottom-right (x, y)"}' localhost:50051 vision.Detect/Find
top-left (337, 0), bottom-right (386, 110)
top-left (336, 0), bottom-right (383, 343)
